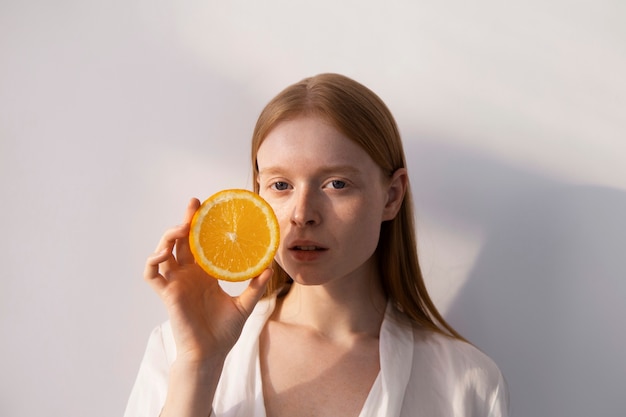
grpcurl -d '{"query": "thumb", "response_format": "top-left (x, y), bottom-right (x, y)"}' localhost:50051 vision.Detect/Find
top-left (236, 268), bottom-right (273, 316)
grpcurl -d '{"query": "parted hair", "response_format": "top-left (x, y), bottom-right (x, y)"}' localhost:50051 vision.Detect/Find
top-left (251, 73), bottom-right (464, 340)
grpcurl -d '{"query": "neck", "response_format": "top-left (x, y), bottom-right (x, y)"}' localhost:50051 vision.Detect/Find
top-left (274, 269), bottom-right (387, 340)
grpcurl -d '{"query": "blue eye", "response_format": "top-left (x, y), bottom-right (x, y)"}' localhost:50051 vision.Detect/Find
top-left (272, 181), bottom-right (290, 191)
top-left (330, 180), bottom-right (346, 189)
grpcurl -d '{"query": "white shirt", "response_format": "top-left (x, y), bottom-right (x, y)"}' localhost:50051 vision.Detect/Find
top-left (125, 297), bottom-right (509, 417)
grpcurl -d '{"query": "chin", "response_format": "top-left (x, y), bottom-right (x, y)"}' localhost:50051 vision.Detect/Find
top-left (286, 271), bottom-right (331, 287)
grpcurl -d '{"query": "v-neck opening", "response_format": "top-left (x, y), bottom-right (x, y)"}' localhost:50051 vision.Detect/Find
top-left (243, 297), bottom-right (413, 417)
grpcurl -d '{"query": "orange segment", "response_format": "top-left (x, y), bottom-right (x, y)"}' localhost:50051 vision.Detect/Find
top-left (189, 189), bottom-right (280, 282)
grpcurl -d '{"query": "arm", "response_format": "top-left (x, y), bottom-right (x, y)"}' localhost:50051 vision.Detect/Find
top-left (159, 358), bottom-right (224, 417)
top-left (143, 198), bottom-right (271, 417)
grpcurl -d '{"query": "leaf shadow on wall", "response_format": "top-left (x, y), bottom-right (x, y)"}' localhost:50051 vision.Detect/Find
top-left (404, 138), bottom-right (626, 417)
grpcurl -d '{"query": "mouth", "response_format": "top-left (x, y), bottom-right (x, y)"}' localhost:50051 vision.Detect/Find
top-left (287, 240), bottom-right (328, 252)
top-left (287, 242), bottom-right (328, 261)
top-left (290, 245), bottom-right (327, 251)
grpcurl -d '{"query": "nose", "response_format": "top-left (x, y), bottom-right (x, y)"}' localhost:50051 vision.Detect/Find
top-left (290, 187), bottom-right (321, 227)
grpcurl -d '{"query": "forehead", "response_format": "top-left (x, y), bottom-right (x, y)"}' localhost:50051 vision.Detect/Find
top-left (256, 116), bottom-right (379, 173)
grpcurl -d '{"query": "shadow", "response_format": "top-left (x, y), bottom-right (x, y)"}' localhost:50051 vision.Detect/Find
top-left (404, 138), bottom-right (626, 416)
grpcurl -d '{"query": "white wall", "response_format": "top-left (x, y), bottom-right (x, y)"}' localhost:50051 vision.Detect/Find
top-left (1, 1), bottom-right (624, 416)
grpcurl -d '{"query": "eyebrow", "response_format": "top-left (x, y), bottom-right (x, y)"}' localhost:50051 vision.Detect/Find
top-left (258, 165), bottom-right (363, 177)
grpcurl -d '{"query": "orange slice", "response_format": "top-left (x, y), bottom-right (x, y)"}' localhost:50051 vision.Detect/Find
top-left (189, 189), bottom-right (280, 282)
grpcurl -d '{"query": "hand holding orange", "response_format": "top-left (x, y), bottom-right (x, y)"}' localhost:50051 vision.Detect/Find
top-left (143, 193), bottom-right (276, 366)
top-left (189, 189), bottom-right (280, 282)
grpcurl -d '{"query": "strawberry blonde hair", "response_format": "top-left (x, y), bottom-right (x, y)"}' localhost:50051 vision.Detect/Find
top-left (251, 73), bottom-right (463, 339)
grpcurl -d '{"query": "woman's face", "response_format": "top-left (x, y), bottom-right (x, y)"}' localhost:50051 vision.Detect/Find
top-left (256, 115), bottom-right (404, 287)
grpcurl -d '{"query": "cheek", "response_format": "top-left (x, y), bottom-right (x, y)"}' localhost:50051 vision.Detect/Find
top-left (269, 204), bottom-right (291, 246)
top-left (271, 205), bottom-right (290, 228)
top-left (340, 203), bottom-right (384, 243)
top-left (259, 193), bottom-right (286, 222)
top-left (352, 218), bottom-right (382, 247)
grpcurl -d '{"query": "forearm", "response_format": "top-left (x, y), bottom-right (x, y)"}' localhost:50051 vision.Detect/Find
top-left (159, 357), bottom-right (226, 417)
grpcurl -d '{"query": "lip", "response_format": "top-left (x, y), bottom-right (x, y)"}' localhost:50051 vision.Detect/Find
top-left (286, 239), bottom-right (329, 262)
top-left (287, 239), bottom-right (328, 251)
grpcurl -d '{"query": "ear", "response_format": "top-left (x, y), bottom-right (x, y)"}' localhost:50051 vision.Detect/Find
top-left (382, 168), bottom-right (408, 221)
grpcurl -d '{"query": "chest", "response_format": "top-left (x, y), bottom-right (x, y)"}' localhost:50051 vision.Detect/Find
top-left (259, 322), bottom-right (380, 417)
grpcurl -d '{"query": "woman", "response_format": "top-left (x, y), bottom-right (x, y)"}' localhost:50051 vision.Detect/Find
top-left (126, 73), bottom-right (509, 417)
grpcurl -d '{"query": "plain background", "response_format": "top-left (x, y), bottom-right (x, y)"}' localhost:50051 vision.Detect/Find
top-left (1, 1), bottom-right (625, 416)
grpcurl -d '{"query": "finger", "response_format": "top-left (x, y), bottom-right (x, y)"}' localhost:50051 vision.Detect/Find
top-left (236, 268), bottom-right (273, 317)
top-left (155, 223), bottom-right (190, 252)
top-left (184, 198), bottom-right (201, 223)
top-left (143, 248), bottom-right (170, 293)
top-left (155, 223), bottom-right (190, 274)
top-left (177, 198), bottom-right (201, 265)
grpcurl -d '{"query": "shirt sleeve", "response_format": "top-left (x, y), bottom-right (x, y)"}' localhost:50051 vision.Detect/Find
top-left (487, 369), bottom-right (510, 417)
top-left (123, 324), bottom-right (171, 417)
top-left (401, 326), bottom-right (511, 417)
